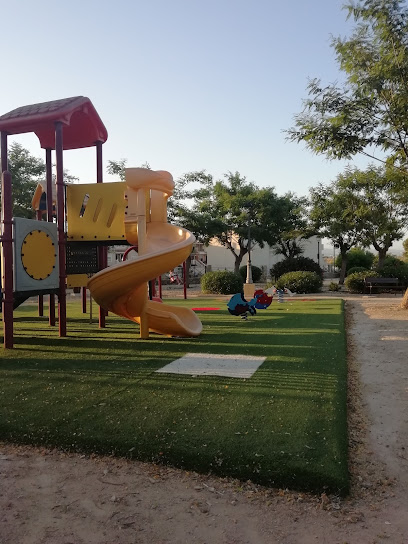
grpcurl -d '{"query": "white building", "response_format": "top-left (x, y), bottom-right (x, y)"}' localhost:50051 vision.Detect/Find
top-left (107, 236), bottom-right (323, 281)
top-left (205, 236), bottom-right (323, 279)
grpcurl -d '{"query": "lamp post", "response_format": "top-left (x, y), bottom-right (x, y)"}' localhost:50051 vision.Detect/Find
top-left (333, 243), bottom-right (338, 272)
top-left (244, 202), bottom-right (255, 299)
top-left (246, 221), bottom-right (253, 284)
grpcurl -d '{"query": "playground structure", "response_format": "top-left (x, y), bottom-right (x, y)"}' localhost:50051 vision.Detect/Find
top-left (0, 96), bottom-right (202, 348)
top-left (87, 168), bottom-right (202, 338)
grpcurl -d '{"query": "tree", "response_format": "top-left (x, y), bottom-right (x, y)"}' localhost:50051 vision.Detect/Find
top-left (107, 159), bottom-right (127, 181)
top-left (0, 143), bottom-right (79, 219)
top-left (309, 180), bottom-right (365, 284)
top-left (402, 239), bottom-right (408, 262)
top-left (107, 159), bottom-right (151, 181)
top-left (335, 247), bottom-right (375, 271)
top-left (178, 170), bottom-right (284, 273)
top-left (340, 165), bottom-right (408, 266)
top-left (272, 193), bottom-right (309, 258)
top-left (1, 143), bottom-right (45, 218)
top-left (287, 0), bottom-right (408, 171)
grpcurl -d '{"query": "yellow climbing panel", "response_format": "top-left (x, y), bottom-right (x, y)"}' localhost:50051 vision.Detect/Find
top-left (66, 182), bottom-right (127, 242)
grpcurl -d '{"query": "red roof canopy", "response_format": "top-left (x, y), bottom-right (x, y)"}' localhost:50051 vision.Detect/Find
top-left (0, 96), bottom-right (108, 150)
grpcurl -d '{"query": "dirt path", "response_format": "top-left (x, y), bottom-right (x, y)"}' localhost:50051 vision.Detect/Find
top-left (1, 297), bottom-right (408, 543)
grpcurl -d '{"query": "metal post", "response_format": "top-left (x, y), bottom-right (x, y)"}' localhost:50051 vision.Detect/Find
top-left (246, 223), bottom-right (253, 284)
top-left (243, 212), bottom-right (255, 300)
top-left (46, 148), bottom-right (56, 326)
top-left (0, 131), bottom-right (7, 173)
top-left (55, 122), bottom-right (66, 337)
top-left (82, 287), bottom-right (87, 313)
top-left (183, 261), bottom-right (187, 299)
top-left (1, 166), bottom-right (14, 349)
top-left (96, 140), bottom-right (106, 328)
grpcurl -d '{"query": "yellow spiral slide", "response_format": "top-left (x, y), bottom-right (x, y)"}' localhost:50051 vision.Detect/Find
top-left (87, 168), bottom-right (202, 338)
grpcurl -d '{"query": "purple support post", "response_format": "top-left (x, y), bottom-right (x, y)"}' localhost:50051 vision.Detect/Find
top-left (46, 148), bottom-right (56, 326)
top-left (158, 275), bottom-right (162, 299)
top-left (96, 140), bottom-right (106, 328)
top-left (38, 295), bottom-right (44, 317)
top-left (183, 261), bottom-right (187, 300)
top-left (1, 161), bottom-right (14, 348)
top-left (55, 122), bottom-right (66, 337)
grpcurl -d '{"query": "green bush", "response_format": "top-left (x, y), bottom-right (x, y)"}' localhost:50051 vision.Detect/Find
top-left (347, 266), bottom-right (370, 276)
top-left (275, 271), bottom-right (322, 293)
top-left (328, 282), bottom-right (340, 291)
top-left (335, 248), bottom-right (375, 272)
top-left (270, 257), bottom-right (323, 280)
top-left (373, 256), bottom-right (408, 286)
top-left (200, 270), bottom-right (243, 294)
top-left (344, 271), bottom-right (368, 293)
top-left (238, 264), bottom-right (262, 282)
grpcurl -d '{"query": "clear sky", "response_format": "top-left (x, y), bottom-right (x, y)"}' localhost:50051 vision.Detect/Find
top-left (3, 0), bottom-right (376, 196)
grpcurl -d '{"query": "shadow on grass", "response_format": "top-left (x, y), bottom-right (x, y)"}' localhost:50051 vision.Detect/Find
top-left (0, 299), bottom-right (348, 494)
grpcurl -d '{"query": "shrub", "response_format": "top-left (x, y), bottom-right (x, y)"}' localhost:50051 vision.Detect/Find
top-left (275, 271), bottom-right (322, 293)
top-left (238, 265), bottom-right (262, 283)
top-left (344, 271), bottom-right (368, 293)
top-left (373, 256), bottom-right (408, 286)
top-left (270, 257), bottom-right (323, 280)
top-left (347, 266), bottom-right (370, 276)
top-left (335, 248), bottom-right (375, 272)
top-left (200, 270), bottom-right (243, 295)
top-left (328, 282), bottom-right (340, 292)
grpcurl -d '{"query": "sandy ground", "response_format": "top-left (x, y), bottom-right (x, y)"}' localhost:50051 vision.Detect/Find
top-left (1, 296), bottom-right (408, 544)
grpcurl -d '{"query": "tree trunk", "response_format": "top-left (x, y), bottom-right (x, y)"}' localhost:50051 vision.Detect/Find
top-left (400, 288), bottom-right (408, 310)
top-left (377, 248), bottom-right (387, 269)
top-left (339, 252), bottom-right (348, 285)
top-left (229, 245), bottom-right (246, 274)
top-left (234, 254), bottom-right (243, 274)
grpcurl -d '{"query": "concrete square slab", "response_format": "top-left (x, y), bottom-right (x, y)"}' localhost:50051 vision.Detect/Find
top-left (156, 353), bottom-right (266, 379)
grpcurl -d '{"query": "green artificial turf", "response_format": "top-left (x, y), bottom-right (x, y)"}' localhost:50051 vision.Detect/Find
top-left (0, 297), bottom-right (349, 494)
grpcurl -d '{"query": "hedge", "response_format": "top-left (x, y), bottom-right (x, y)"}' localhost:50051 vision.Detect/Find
top-left (200, 271), bottom-right (243, 294)
top-left (275, 271), bottom-right (322, 294)
top-left (270, 257), bottom-right (323, 280)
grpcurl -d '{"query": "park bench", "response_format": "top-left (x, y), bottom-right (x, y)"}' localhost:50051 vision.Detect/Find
top-left (363, 276), bottom-right (405, 296)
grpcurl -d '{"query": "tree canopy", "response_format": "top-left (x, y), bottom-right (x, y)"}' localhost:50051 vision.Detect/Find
top-left (337, 165), bottom-right (408, 266)
top-left (308, 178), bottom-right (365, 283)
top-left (2, 143), bottom-right (45, 218)
top-left (107, 159), bottom-right (151, 181)
top-left (271, 193), bottom-right (309, 258)
top-left (105, 160), bottom-right (315, 274)
top-left (0, 143), bottom-right (79, 219)
top-left (287, 0), bottom-right (408, 170)
top-left (176, 170), bottom-right (286, 273)
top-left (107, 158), bottom-right (127, 181)
top-left (403, 238), bottom-right (408, 262)
top-left (335, 247), bottom-right (375, 271)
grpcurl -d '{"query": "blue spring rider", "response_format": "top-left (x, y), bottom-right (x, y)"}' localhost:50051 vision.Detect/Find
top-left (227, 289), bottom-right (273, 320)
